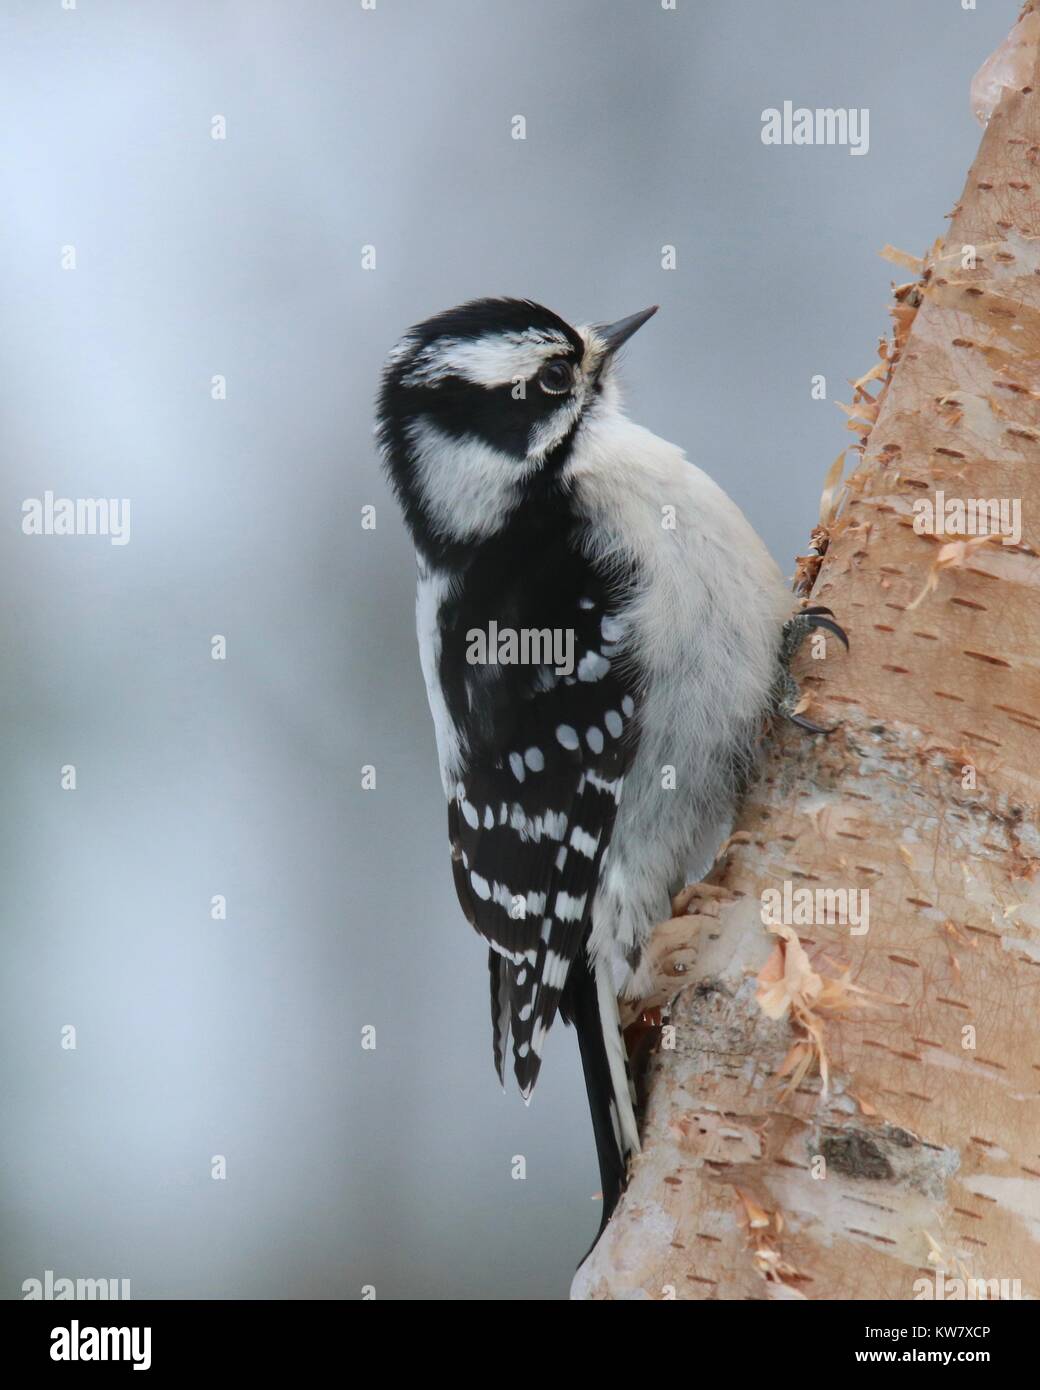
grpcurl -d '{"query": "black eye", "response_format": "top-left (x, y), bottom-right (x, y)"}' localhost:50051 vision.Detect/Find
top-left (537, 360), bottom-right (574, 395)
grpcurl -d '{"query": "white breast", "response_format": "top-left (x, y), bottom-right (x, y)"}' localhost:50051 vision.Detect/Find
top-left (565, 412), bottom-right (793, 988)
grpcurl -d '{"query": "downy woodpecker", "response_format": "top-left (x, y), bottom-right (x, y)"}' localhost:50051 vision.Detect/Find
top-left (376, 298), bottom-right (840, 1243)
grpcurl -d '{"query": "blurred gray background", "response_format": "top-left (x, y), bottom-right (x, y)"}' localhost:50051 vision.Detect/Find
top-left (0, 0), bottom-right (1012, 1300)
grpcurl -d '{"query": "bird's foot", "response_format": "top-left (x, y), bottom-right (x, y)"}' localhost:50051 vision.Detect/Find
top-left (774, 604), bottom-right (849, 735)
top-left (669, 881), bottom-right (734, 918)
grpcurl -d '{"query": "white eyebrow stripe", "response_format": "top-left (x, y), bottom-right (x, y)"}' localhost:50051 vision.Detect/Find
top-left (576, 326), bottom-right (611, 374)
top-left (400, 330), bottom-right (572, 388)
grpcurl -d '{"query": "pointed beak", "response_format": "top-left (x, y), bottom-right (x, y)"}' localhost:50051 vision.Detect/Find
top-left (593, 305), bottom-right (658, 354)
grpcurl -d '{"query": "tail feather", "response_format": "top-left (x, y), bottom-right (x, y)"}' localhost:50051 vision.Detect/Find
top-left (559, 943), bottom-right (640, 1241)
top-left (489, 953), bottom-right (510, 1086)
top-left (594, 954), bottom-right (641, 1161)
top-left (490, 935), bottom-right (640, 1247)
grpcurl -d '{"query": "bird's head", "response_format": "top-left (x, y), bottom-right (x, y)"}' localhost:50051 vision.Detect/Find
top-left (376, 296), bottom-right (657, 561)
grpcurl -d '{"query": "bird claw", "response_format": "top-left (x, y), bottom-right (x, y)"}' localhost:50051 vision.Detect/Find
top-left (773, 604), bottom-right (849, 737)
top-left (787, 710), bottom-right (838, 735)
top-left (781, 605), bottom-right (849, 659)
top-left (797, 605), bottom-right (849, 650)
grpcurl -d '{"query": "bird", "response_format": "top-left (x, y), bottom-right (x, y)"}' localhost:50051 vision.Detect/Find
top-left (376, 297), bottom-right (844, 1247)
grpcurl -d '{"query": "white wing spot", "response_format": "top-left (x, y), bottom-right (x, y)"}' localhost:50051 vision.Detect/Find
top-left (586, 726), bottom-right (604, 754)
top-left (604, 710), bottom-right (623, 739)
top-left (556, 724), bottom-right (579, 750)
top-left (488, 939), bottom-right (524, 965)
top-left (577, 652), bottom-right (611, 682)
top-left (524, 747), bottom-right (544, 772)
top-left (509, 752), bottom-right (525, 782)
top-left (543, 950), bottom-right (569, 990)
top-left (537, 810), bottom-right (567, 840)
top-left (587, 770), bottom-right (623, 803)
top-left (554, 890), bottom-right (587, 923)
top-left (569, 825), bottom-right (599, 858)
top-left (470, 872), bottom-right (491, 901)
top-left (621, 695), bottom-right (635, 717)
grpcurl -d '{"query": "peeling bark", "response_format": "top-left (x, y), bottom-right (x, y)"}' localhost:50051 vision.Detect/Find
top-left (575, 5), bottom-right (1040, 1302)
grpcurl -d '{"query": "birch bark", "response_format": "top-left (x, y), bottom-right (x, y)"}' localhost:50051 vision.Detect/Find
top-left (575, 4), bottom-right (1040, 1301)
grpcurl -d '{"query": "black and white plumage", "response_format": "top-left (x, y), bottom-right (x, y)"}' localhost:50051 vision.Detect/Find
top-left (376, 297), bottom-right (792, 1237)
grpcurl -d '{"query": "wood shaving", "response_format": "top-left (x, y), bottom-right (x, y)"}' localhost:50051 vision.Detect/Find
top-left (906, 534), bottom-right (1002, 610)
top-left (756, 923), bottom-right (885, 1098)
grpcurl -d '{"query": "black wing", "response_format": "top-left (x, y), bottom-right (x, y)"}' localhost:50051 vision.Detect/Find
top-left (438, 532), bottom-right (643, 1097)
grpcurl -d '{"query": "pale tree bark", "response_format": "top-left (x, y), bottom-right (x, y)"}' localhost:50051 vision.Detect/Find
top-left (575, 4), bottom-right (1040, 1302)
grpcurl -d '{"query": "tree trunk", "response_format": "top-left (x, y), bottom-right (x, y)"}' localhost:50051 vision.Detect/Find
top-left (574, 4), bottom-right (1040, 1302)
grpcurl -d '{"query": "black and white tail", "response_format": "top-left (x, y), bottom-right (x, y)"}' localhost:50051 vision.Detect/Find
top-left (559, 940), bottom-right (641, 1239)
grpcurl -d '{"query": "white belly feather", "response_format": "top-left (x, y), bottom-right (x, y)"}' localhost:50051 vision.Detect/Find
top-left (565, 416), bottom-right (792, 990)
